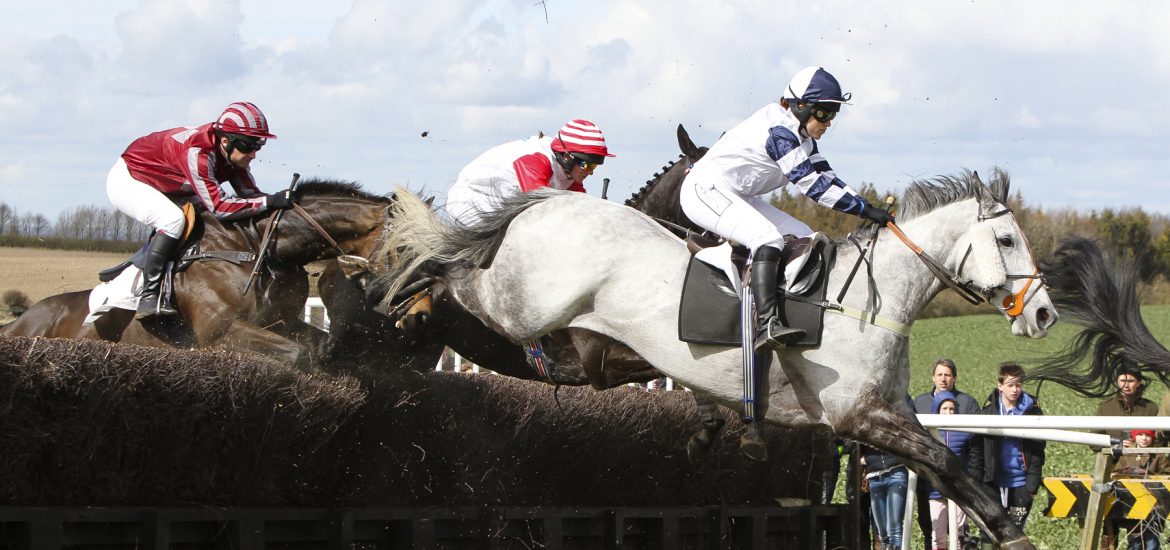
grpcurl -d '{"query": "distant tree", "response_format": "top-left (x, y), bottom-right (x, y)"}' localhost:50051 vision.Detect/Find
top-left (0, 203), bottom-right (14, 236)
top-left (1094, 208), bottom-right (1156, 280)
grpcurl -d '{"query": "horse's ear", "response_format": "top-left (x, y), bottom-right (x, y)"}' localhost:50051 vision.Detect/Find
top-left (971, 170), bottom-right (997, 212)
top-left (424, 196), bottom-right (435, 207)
top-left (678, 124), bottom-right (701, 160)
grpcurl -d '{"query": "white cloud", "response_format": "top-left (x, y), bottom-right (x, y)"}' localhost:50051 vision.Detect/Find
top-left (0, 0), bottom-right (1169, 221)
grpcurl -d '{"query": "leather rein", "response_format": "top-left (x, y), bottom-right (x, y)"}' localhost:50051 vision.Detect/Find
top-left (882, 205), bottom-right (1044, 320)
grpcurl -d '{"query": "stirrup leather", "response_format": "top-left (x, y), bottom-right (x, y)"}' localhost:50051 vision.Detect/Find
top-left (522, 340), bottom-right (553, 383)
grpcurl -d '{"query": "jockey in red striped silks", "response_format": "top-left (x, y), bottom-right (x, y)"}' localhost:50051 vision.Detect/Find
top-left (106, 101), bottom-right (295, 318)
top-left (444, 119), bottom-right (614, 226)
top-left (443, 119), bottom-right (615, 379)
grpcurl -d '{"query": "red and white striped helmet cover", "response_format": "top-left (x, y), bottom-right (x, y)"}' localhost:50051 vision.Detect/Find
top-left (550, 119), bottom-right (614, 157)
top-left (215, 101), bottom-right (277, 139)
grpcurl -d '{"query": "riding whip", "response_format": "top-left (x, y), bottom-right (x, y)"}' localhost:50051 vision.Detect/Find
top-left (243, 173), bottom-right (300, 295)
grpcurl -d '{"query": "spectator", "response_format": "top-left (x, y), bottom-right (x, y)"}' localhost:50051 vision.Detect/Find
top-left (969, 362), bottom-right (1046, 545)
top-left (912, 358), bottom-right (980, 549)
top-left (1097, 367), bottom-right (1157, 447)
top-left (926, 392), bottom-right (977, 549)
top-left (862, 445), bottom-right (908, 550)
top-left (1111, 429), bottom-right (1168, 550)
top-left (913, 358), bottom-right (982, 415)
top-left (1096, 367), bottom-right (1158, 549)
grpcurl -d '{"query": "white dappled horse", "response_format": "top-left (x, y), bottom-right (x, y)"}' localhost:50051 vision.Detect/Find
top-left (379, 170), bottom-right (1057, 549)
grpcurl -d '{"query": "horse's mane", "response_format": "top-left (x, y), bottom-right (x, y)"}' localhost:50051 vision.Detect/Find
top-left (624, 151), bottom-right (706, 209)
top-left (848, 168), bottom-right (1012, 242)
top-left (294, 177), bottom-right (393, 203)
top-left (1028, 237), bottom-right (1170, 397)
top-left (897, 167), bottom-right (1010, 222)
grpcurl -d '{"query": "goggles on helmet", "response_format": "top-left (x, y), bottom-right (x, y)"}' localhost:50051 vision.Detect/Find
top-left (228, 134), bottom-right (266, 154)
top-left (810, 103), bottom-right (840, 123)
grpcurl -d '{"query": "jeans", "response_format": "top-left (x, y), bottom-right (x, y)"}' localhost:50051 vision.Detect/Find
top-left (869, 466), bottom-right (908, 549)
top-left (1123, 518), bottom-right (1163, 550)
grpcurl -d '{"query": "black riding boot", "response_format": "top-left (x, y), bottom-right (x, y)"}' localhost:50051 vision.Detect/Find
top-left (136, 232), bottom-right (181, 319)
top-left (751, 245), bottom-right (805, 351)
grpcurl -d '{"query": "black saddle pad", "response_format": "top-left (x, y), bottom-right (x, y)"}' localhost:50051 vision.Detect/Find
top-left (678, 236), bottom-right (835, 347)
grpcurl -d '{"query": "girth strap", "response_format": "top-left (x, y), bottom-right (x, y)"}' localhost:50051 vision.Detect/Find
top-left (826, 305), bottom-right (912, 337)
top-left (179, 247), bottom-right (257, 265)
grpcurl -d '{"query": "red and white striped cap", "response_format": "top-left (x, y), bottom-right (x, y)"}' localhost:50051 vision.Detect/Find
top-left (215, 101), bottom-right (277, 139)
top-left (550, 119), bottom-right (614, 158)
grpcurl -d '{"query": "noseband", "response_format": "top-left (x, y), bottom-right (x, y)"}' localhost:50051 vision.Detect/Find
top-left (887, 205), bottom-right (1044, 321)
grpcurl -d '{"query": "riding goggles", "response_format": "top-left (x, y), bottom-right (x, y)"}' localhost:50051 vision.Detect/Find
top-left (811, 105), bottom-right (839, 123)
top-left (231, 135), bottom-right (266, 154)
top-left (576, 160), bottom-right (599, 171)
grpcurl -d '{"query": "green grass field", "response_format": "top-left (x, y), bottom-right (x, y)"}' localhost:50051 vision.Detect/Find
top-left (890, 304), bottom-right (1170, 548)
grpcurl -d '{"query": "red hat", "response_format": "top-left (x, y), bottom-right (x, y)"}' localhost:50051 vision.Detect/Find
top-left (1132, 429), bottom-right (1156, 439)
top-left (550, 119), bottom-right (614, 158)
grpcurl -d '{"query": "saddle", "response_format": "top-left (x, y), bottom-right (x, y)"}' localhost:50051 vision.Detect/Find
top-left (98, 203), bottom-right (257, 284)
top-left (678, 233), bottom-right (836, 347)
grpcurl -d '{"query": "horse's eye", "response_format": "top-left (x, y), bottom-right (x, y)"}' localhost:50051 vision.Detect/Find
top-left (998, 236), bottom-right (1014, 248)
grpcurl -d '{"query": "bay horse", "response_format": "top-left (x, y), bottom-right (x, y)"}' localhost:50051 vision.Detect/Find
top-left (375, 169), bottom-right (1057, 549)
top-left (317, 124), bottom-right (709, 386)
top-left (1, 179), bottom-right (393, 367)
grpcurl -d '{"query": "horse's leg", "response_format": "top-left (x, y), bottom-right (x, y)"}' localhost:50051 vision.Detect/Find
top-left (835, 387), bottom-right (1034, 550)
top-left (92, 309), bottom-right (134, 341)
top-left (265, 317), bottom-right (329, 367)
top-left (213, 320), bottom-right (307, 368)
top-left (563, 328), bottom-right (661, 389)
top-left (685, 393), bottom-right (727, 463)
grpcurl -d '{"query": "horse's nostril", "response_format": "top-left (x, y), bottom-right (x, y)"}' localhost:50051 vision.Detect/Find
top-left (1038, 308), bottom-right (1055, 327)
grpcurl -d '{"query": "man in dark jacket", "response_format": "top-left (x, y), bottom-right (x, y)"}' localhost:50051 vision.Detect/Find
top-left (912, 358), bottom-right (981, 548)
top-left (1095, 366), bottom-right (1156, 549)
top-left (913, 358), bottom-right (981, 415)
top-left (969, 363), bottom-right (1046, 546)
top-left (1096, 367), bottom-right (1157, 446)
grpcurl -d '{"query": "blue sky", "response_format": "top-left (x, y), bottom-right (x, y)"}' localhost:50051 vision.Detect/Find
top-left (3, 0), bottom-right (1170, 221)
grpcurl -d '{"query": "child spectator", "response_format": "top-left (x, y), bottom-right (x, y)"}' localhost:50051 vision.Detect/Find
top-left (928, 391), bottom-right (977, 549)
top-left (969, 362), bottom-right (1045, 545)
top-left (1111, 429), bottom-right (1168, 550)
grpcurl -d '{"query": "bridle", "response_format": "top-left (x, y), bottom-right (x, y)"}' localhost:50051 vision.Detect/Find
top-left (884, 205), bottom-right (1045, 321)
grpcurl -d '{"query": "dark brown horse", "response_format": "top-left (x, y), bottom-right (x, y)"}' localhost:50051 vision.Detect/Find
top-left (319, 125), bottom-right (709, 387)
top-left (1, 179), bottom-right (393, 367)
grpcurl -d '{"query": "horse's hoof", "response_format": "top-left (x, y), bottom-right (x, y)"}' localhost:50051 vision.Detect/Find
top-left (998, 537), bottom-right (1035, 550)
top-left (739, 432), bottom-right (768, 462)
top-left (686, 432), bottom-right (712, 464)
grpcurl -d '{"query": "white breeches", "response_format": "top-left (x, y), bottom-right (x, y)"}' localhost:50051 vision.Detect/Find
top-left (106, 158), bottom-right (185, 238)
top-left (680, 179), bottom-right (812, 253)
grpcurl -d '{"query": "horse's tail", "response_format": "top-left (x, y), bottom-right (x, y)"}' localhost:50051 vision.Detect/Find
top-left (1027, 237), bottom-right (1170, 397)
top-left (374, 187), bottom-right (560, 301)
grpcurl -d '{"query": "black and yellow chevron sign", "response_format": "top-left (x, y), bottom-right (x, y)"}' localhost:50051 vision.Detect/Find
top-left (1044, 476), bottom-right (1170, 520)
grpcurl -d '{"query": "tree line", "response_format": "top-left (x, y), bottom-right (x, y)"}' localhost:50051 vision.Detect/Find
top-left (0, 202), bottom-right (150, 252)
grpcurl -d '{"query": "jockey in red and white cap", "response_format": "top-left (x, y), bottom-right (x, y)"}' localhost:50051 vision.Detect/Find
top-left (444, 119), bottom-right (614, 225)
top-left (106, 101), bottom-right (296, 319)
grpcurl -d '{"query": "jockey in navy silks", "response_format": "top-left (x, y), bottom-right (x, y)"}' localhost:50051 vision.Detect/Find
top-left (107, 102), bottom-right (294, 318)
top-left (680, 66), bottom-right (895, 456)
top-left (443, 119), bottom-right (615, 379)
